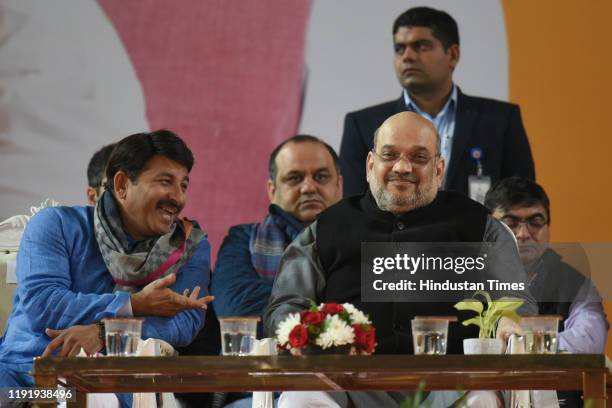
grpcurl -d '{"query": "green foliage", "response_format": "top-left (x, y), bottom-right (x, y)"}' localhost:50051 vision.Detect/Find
top-left (399, 381), bottom-right (427, 408)
top-left (339, 310), bottom-right (351, 322)
top-left (454, 290), bottom-right (523, 339)
top-left (400, 383), bottom-right (471, 408)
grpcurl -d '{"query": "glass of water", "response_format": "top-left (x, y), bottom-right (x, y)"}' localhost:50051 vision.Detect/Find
top-left (519, 315), bottom-right (561, 354)
top-left (103, 318), bottom-right (143, 356)
top-left (411, 317), bottom-right (451, 355)
top-left (218, 317), bottom-right (259, 356)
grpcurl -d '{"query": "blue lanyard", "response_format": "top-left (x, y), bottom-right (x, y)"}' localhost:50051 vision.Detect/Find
top-left (470, 147), bottom-right (484, 177)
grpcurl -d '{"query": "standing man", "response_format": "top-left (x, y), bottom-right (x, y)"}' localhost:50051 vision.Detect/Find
top-left (340, 6), bottom-right (534, 200)
top-left (212, 135), bottom-right (343, 321)
top-left (0, 130), bottom-right (213, 393)
top-left (485, 177), bottom-right (608, 353)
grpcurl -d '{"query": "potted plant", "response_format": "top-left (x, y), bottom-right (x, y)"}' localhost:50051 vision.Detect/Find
top-left (454, 291), bottom-right (523, 354)
top-left (275, 302), bottom-right (376, 355)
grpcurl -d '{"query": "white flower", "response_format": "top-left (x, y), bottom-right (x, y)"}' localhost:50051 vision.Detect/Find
top-left (315, 314), bottom-right (355, 349)
top-left (275, 312), bottom-right (301, 347)
top-left (315, 330), bottom-right (334, 349)
top-left (343, 303), bottom-right (371, 325)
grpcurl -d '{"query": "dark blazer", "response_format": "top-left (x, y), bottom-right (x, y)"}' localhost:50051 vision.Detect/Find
top-left (339, 88), bottom-right (535, 197)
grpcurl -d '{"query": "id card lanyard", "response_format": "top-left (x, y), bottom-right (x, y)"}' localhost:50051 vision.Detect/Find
top-left (467, 147), bottom-right (491, 204)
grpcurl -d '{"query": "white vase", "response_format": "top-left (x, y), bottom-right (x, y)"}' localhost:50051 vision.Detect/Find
top-left (463, 338), bottom-right (504, 355)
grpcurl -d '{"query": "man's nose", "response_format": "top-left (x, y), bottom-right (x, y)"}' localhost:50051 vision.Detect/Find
top-left (392, 156), bottom-right (413, 173)
top-left (300, 177), bottom-right (317, 194)
top-left (401, 46), bottom-right (417, 62)
top-left (169, 183), bottom-right (186, 205)
top-left (515, 222), bottom-right (531, 240)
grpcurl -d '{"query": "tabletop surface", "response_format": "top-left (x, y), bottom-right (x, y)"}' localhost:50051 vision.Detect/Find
top-left (34, 354), bottom-right (608, 393)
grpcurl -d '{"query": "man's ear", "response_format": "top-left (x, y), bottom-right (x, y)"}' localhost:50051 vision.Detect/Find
top-left (448, 44), bottom-right (460, 71)
top-left (266, 179), bottom-right (276, 202)
top-left (365, 151), bottom-right (375, 182)
top-left (113, 171), bottom-right (129, 200)
top-left (86, 187), bottom-right (97, 206)
top-left (435, 157), bottom-right (445, 188)
top-left (491, 208), bottom-right (505, 220)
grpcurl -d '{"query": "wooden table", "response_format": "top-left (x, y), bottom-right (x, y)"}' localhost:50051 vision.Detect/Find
top-left (34, 354), bottom-right (608, 407)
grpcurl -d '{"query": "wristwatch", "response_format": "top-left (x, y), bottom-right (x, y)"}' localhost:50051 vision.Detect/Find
top-left (96, 321), bottom-right (106, 353)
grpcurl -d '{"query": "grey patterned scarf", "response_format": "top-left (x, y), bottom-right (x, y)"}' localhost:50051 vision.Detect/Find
top-left (94, 191), bottom-right (205, 292)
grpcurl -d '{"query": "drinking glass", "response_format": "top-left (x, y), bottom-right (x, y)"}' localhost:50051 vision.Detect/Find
top-left (218, 317), bottom-right (259, 356)
top-left (103, 318), bottom-right (143, 356)
top-left (519, 315), bottom-right (561, 354)
top-left (411, 317), bottom-right (450, 355)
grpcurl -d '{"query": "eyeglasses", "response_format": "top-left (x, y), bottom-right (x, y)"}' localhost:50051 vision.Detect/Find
top-left (371, 149), bottom-right (439, 167)
top-left (500, 215), bottom-right (548, 234)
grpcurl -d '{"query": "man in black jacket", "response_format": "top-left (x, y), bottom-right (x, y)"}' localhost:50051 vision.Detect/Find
top-left (266, 112), bottom-right (536, 408)
top-left (340, 6), bottom-right (535, 198)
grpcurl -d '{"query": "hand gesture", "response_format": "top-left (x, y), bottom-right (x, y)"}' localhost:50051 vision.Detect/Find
top-left (130, 273), bottom-right (214, 317)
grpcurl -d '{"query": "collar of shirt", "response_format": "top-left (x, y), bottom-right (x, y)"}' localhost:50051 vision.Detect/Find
top-left (403, 84), bottom-right (458, 126)
top-left (403, 84), bottom-right (458, 188)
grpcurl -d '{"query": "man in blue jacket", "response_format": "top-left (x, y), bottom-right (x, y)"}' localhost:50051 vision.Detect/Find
top-left (212, 135), bottom-right (342, 321)
top-left (0, 130), bottom-right (213, 395)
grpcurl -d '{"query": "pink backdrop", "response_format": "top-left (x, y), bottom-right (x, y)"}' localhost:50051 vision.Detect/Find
top-left (98, 0), bottom-right (311, 263)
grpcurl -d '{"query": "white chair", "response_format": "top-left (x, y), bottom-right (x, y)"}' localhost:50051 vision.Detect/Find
top-left (251, 338), bottom-right (277, 408)
top-left (507, 335), bottom-right (560, 408)
top-left (0, 198), bottom-right (59, 333)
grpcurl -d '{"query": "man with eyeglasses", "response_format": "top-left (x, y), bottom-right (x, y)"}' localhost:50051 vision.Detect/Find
top-left (485, 177), bottom-right (608, 354)
top-left (265, 112), bottom-right (536, 408)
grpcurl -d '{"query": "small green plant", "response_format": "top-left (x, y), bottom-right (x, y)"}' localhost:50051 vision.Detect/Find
top-left (400, 383), bottom-right (470, 408)
top-left (399, 381), bottom-right (428, 408)
top-left (453, 290), bottom-right (523, 339)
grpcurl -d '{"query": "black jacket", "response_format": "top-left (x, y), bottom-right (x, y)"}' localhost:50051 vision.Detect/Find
top-left (339, 88), bottom-right (535, 197)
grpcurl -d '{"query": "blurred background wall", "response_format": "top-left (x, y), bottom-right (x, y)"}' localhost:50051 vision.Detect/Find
top-left (0, 0), bottom-right (610, 351)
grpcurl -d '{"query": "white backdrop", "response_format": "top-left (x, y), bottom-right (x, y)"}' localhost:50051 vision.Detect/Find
top-left (0, 0), bottom-right (148, 219)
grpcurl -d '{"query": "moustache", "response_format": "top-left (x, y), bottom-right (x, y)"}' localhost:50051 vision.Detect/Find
top-left (385, 173), bottom-right (418, 183)
top-left (157, 199), bottom-right (181, 213)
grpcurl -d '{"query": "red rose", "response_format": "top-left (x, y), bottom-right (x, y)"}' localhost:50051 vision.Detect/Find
top-left (352, 324), bottom-right (367, 349)
top-left (321, 303), bottom-right (344, 315)
top-left (288, 324), bottom-right (309, 348)
top-left (302, 311), bottom-right (325, 326)
top-left (365, 326), bottom-right (376, 354)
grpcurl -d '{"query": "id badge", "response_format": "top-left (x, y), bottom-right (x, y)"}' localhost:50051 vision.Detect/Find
top-left (468, 175), bottom-right (491, 204)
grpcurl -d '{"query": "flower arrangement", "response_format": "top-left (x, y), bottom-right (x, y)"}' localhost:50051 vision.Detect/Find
top-left (275, 302), bottom-right (376, 355)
